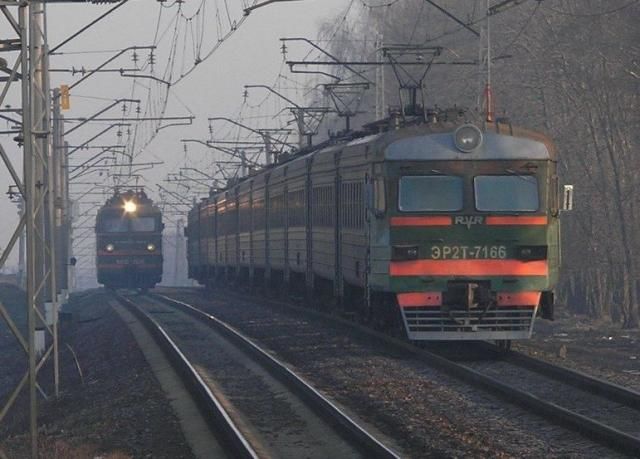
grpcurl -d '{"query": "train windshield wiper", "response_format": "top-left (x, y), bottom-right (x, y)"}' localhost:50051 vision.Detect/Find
top-left (504, 168), bottom-right (537, 183)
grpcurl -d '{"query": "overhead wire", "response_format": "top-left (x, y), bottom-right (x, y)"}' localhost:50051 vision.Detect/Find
top-left (542, 0), bottom-right (639, 17)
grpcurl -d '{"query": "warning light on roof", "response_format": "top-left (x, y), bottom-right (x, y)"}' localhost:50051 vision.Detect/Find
top-left (454, 124), bottom-right (483, 153)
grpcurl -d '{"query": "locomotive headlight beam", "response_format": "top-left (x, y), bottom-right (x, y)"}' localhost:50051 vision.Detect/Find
top-left (123, 200), bottom-right (137, 213)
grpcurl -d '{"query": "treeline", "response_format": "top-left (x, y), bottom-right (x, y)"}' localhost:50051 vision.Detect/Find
top-left (318, 0), bottom-right (640, 327)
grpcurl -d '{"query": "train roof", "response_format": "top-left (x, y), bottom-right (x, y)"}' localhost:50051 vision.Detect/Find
top-left (99, 189), bottom-right (161, 214)
top-left (200, 113), bottom-right (557, 204)
top-left (273, 112), bottom-right (557, 165)
top-left (384, 121), bottom-right (557, 162)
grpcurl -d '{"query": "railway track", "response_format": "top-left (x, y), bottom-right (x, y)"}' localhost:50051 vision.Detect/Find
top-left (114, 292), bottom-right (399, 459)
top-left (419, 344), bottom-right (640, 456)
top-left (160, 287), bottom-right (640, 457)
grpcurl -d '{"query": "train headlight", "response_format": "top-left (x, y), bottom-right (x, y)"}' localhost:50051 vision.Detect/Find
top-left (454, 124), bottom-right (483, 153)
top-left (146, 243), bottom-right (156, 252)
top-left (123, 200), bottom-right (137, 213)
top-left (105, 243), bottom-right (115, 252)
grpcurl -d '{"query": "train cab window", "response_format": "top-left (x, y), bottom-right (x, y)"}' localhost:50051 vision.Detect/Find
top-left (398, 176), bottom-right (463, 212)
top-left (474, 175), bottom-right (539, 212)
top-left (131, 217), bottom-right (156, 232)
top-left (101, 217), bottom-right (128, 232)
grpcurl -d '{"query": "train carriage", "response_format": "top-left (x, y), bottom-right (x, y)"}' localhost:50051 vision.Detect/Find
top-left (186, 113), bottom-right (567, 342)
top-left (186, 204), bottom-right (199, 279)
top-left (286, 157), bottom-right (309, 283)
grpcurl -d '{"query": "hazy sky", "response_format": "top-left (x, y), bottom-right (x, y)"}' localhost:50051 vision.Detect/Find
top-left (0, 0), bottom-right (352, 269)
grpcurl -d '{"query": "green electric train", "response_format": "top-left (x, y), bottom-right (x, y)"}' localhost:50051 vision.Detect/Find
top-left (186, 112), bottom-right (569, 342)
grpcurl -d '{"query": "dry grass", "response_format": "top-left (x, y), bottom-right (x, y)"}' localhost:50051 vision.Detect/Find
top-left (1, 437), bottom-right (133, 459)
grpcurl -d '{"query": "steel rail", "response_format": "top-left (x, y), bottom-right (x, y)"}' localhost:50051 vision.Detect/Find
top-left (152, 293), bottom-right (400, 459)
top-left (495, 345), bottom-right (640, 409)
top-left (166, 288), bottom-right (640, 456)
top-left (113, 293), bottom-right (258, 459)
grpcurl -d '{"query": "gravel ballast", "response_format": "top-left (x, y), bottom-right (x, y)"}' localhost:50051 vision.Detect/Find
top-left (0, 288), bottom-right (193, 458)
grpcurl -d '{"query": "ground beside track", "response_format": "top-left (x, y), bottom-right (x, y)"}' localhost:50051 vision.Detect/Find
top-left (160, 287), bottom-right (631, 459)
top-left (0, 287), bottom-right (193, 458)
top-left (514, 310), bottom-right (640, 391)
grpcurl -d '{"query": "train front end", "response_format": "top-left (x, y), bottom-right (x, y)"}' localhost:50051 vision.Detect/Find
top-left (95, 191), bottom-right (164, 289)
top-left (375, 123), bottom-right (560, 341)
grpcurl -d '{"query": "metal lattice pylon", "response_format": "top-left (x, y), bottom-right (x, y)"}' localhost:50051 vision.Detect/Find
top-left (0, 1), bottom-right (60, 457)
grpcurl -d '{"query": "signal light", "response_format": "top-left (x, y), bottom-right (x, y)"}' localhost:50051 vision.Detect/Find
top-left (60, 84), bottom-right (70, 110)
top-left (146, 243), bottom-right (156, 252)
top-left (105, 243), bottom-right (115, 252)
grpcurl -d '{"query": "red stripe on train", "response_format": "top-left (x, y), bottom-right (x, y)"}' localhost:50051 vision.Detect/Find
top-left (390, 259), bottom-right (548, 276)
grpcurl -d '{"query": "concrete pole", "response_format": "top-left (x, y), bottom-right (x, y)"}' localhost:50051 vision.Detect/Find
top-left (240, 150), bottom-right (247, 177)
top-left (262, 134), bottom-right (273, 165)
top-left (48, 84), bottom-right (60, 397)
top-left (173, 218), bottom-right (183, 287)
top-left (375, 33), bottom-right (385, 121)
top-left (52, 89), bottom-right (67, 303)
top-left (64, 142), bottom-right (74, 294)
top-left (296, 108), bottom-right (305, 150)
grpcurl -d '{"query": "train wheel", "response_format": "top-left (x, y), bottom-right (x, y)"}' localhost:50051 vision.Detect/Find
top-left (370, 293), bottom-right (402, 335)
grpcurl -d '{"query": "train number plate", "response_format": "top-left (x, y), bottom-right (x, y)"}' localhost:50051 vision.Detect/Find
top-left (114, 258), bottom-right (145, 265)
top-left (430, 245), bottom-right (507, 260)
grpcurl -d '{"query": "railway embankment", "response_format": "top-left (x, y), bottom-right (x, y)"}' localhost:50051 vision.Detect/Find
top-left (0, 287), bottom-right (192, 458)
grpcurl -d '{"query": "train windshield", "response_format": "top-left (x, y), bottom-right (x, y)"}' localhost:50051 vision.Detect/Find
top-left (131, 217), bottom-right (156, 232)
top-left (101, 217), bottom-right (128, 232)
top-left (474, 175), bottom-right (539, 211)
top-left (398, 176), bottom-right (463, 211)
